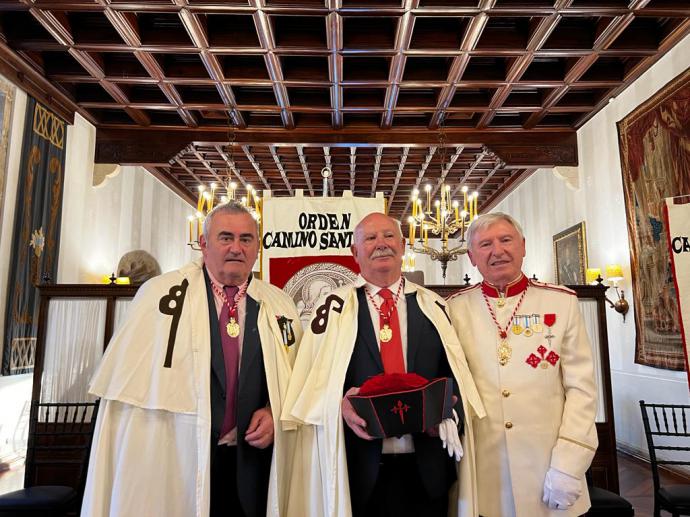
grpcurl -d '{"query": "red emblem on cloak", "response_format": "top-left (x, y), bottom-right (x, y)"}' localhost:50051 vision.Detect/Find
top-left (543, 314), bottom-right (556, 327)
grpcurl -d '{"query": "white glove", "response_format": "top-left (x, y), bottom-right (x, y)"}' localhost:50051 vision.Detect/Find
top-left (438, 409), bottom-right (463, 462)
top-left (542, 467), bottom-right (583, 510)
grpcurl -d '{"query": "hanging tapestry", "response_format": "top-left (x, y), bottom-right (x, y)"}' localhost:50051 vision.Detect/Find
top-left (2, 98), bottom-right (67, 375)
top-left (617, 66), bottom-right (690, 370)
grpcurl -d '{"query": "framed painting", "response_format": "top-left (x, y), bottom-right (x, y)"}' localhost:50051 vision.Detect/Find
top-left (553, 222), bottom-right (587, 285)
top-left (617, 67), bottom-right (690, 370)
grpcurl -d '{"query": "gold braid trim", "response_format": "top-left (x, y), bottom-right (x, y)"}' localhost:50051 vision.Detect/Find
top-left (559, 435), bottom-right (596, 452)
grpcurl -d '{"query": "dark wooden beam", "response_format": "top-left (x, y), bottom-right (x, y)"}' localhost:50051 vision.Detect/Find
top-left (95, 127), bottom-right (577, 167)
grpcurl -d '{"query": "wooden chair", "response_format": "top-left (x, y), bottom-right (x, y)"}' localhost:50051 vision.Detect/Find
top-left (0, 400), bottom-right (99, 517)
top-left (640, 400), bottom-right (690, 517)
top-left (585, 468), bottom-right (635, 516)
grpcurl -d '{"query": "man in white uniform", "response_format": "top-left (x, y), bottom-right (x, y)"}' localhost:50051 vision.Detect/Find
top-left (82, 201), bottom-right (301, 517)
top-left (283, 213), bottom-right (485, 517)
top-left (447, 213), bottom-right (598, 517)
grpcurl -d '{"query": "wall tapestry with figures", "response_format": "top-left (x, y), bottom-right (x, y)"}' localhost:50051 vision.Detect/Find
top-left (1, 98), bottom-right (67, 375)
top-left (618, 66), bottom-right (690, 371)
top-left (261, 191), bottom-right (384, 328)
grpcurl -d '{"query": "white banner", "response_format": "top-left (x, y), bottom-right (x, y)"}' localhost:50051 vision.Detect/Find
top-left (664, 196), bottom-right (690, 388)
top-left (261, 191), bottom-right (385, 326)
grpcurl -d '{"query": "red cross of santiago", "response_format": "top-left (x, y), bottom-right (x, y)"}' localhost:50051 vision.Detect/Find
top-left (391, 400), bottom-right (411, 424)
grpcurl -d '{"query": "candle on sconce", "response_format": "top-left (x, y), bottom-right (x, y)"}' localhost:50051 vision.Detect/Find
top-left (462, 186), bottom-right (468, 212)
top-left (435, 200), bottom-right (440, 222)
top-left (453, 200), bottom-right (459, 223)
top-left (425, 184), bottom-right (431, 213)
top-left (473, 192), bottom-right (478, 219)
top-left (187, 215), bottom-right (194, 243)
top-left (196, 211), bottom-right (203, 242)
top-left (208, 183), bottom-right (217, 212)
top-left (424, 226), bottom-right (429, 246)
top-left (408, 216), bottom-right (415, 245)
top-left (196, 185), bottom-right (205, 212)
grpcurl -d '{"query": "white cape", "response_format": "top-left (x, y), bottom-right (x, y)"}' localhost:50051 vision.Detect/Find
top-left (82, 259), bottom-right (302, 517)
top-left (282, 281), bottom-right (486, 517)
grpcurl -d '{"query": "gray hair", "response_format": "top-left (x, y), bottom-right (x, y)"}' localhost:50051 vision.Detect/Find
top-left (202, 200), bottom-right (258, 238)
top-left (466, 212), bottom-right (524, 249)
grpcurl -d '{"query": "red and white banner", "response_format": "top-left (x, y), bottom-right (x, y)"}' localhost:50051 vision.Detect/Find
top-left (664, 196), bottom-right (690, 388)
top-left (262, 192), bottom-right (385, 327)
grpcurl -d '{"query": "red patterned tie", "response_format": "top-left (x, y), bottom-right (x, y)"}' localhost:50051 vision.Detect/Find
top-left (378, 288), bottom-right (405, 374)
top-left (219, 285), bottom-right (240, 436)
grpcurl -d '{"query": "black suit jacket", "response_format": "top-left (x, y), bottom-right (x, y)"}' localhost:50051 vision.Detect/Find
top-left (344, 287), bottom-right (458, 513)
top-left (205, 271), bottom-right (272, 517)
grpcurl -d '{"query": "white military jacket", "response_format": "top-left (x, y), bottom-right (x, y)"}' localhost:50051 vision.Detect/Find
top-left (282, 279), bottom-right (486, 517)
top-left (82, 258), bottom-right (302, 517)
top-left (447, 275), bottom-right (598, 517)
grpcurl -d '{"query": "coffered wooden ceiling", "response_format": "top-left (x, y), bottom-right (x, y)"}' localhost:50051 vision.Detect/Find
top-left (0, 0), bottom-right (689, 221)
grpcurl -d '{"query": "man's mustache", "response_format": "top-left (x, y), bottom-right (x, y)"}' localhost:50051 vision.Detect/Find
top-left (370, 248), bottom-right (395, 259)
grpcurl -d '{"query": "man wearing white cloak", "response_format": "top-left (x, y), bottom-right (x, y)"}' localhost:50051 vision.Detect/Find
top-left (82, 202), bottom-right (302, 517)
top-left (447, 213), bottom-right (598, 517)
top-left (282, 212), bottom-right (485, 517)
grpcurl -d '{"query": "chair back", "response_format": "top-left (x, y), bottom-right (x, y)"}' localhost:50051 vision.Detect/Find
top-left (23, 400), bottom-right (100, 498)
top-left (639, 400), bottom-right (690, 492)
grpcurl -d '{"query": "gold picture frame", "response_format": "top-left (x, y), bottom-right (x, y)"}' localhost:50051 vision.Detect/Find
top-left (553, 222), bottom-right (587, 285)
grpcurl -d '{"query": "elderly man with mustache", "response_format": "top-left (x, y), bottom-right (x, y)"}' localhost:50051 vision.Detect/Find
top-left (283, 212), bottom-right (485, 517)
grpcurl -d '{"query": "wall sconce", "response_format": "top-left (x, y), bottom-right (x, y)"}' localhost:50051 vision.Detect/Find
top-left (586, 264), bottom-right (629, 321)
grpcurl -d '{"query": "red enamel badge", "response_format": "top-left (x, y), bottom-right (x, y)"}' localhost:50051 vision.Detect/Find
top-left (526, 353), bottom-right (541, 368)
top-left (546, 351), bottom-right (560, 365)
top-left (544, 313), bottom-right (556, 327)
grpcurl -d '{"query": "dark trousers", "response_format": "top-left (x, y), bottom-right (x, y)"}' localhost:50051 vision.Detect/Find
top-left (210, 445), bottom-right (245, 517)
top-left (358, 453), bottom-right (449, 517)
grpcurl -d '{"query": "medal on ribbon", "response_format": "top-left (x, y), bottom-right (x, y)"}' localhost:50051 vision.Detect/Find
top-left (523, 315), bottom-right (533, 337)
top-left (511, 316), bottom-right (524, 335)
top-left (226, 317), bottom-right (240, 338)
top-left (531, 314), bottom-right (543, 333)
top-left (380, 324), bottom-right (393, 343)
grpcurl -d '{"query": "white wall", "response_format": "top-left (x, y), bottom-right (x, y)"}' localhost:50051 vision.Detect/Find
top-left (57, 113), bottom-right (197, 283)
top-left (474, 35), bottom-right (690, 461)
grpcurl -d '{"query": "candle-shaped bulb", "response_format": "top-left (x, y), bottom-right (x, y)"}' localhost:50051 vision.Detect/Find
top-left (425, 184), bottom-right (432, 192)
top-left (434, 200), bottom-right (441, 207)
top-left (461, 186), bottom-right (468, 193)
top-left (230, 181), bottom-right (237, 189)
top-left (198, 185), bottom-right (205, 192)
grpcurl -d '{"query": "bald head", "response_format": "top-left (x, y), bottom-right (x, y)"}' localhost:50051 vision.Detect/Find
top-left (351, 212), bottom-right (405, 287)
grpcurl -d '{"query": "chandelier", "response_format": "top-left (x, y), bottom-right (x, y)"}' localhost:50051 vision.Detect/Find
top-left (186, 120), bottom-right (263, 250)
top-left (186, 181), bottom-right (262, 251)
top-left (407, 182), bottom-right (479, 280)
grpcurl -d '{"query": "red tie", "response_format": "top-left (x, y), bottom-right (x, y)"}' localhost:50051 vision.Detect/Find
top-left (378, 288), bottom-right (405, 374)
top-left (219, 285), bottom-right (240, 436)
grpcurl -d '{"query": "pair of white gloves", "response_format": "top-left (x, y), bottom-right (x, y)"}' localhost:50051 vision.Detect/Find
top-left (438, 409), bottom-right (463, 462)
top-left (542, 467), bottom-right (583, 510)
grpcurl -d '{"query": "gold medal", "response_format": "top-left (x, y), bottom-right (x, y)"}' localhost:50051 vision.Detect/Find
top-left (226, 317), bottom-right (240, 338)
top-left (512, 324), bottom-right (523, 335)
top-left (523, 328), bottom-right (533, 337)
top-left (497, 297), bottom-right (506, 308)
top-left (380, 324), bottom-right (393, 343)
top-left (533, 323), bottom-right (543, 333)
top-left (540, 362), bottom-right (549, 369)
top-left (497, 340), bottom-right (512, 366)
